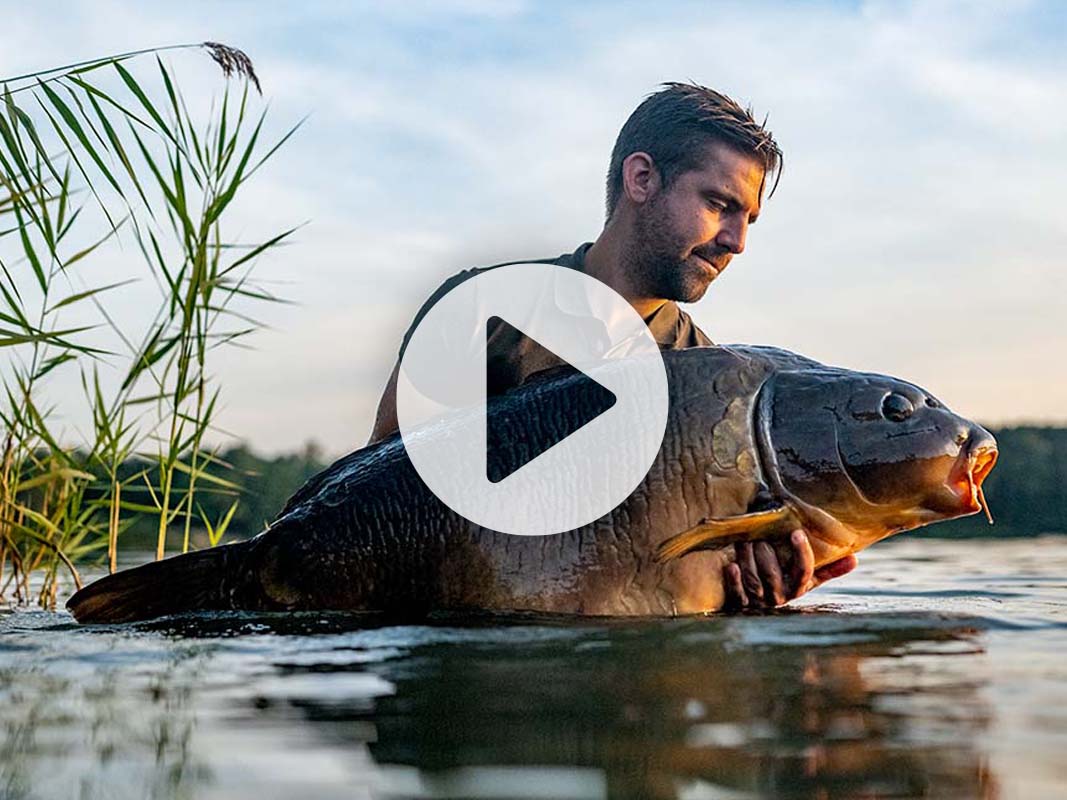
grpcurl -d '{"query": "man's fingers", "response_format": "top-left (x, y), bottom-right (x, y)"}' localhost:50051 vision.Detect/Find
top-left (814, 554), bottom-right (859, 585)
top-left (788, 529), bottom-right (815, 600)
top-left (728, 536), bottom-right (855, 610)
top-left (736, 542), bottom-right (764, 603)
top-left (723, 562), bottom-right (748, 610)
top-left (754, 541), bottom-right (786, 606)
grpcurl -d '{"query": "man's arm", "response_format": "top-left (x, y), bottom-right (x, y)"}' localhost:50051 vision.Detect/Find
top-left (368, 360), bottom-right (401, 445)
top-left (368, 268), bottom-right (479, 446)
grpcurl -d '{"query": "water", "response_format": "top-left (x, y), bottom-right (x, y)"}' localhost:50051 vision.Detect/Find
top-left (2, 537), bottom-right (1066, 800)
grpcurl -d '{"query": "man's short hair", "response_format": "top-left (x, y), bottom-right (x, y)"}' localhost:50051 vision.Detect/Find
top-left (606, 82), bottom-right (782, 218)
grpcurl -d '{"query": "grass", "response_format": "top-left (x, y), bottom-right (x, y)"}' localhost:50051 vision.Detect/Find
top-left (0, 43), bottom-right (299, 607)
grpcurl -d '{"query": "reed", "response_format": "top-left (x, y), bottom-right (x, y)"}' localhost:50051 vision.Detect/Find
top-left (0, 43), bottom-right (298, 607)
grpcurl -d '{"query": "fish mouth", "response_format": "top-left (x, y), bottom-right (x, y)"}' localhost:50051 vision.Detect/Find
top-left (942, 436), bottom-right (999, 522)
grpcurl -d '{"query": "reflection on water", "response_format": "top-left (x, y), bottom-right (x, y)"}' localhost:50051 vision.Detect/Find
top-left (325, 614), bottom-right (995, 799)
top-left (3, 537), bottom-right (1067, 799)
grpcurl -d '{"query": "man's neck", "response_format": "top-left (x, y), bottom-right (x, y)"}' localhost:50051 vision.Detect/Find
top-left (583, 222), bottom-right (668, 320)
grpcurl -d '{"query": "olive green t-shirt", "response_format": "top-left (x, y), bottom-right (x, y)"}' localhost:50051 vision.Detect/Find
top-left (399, 242), bottom-right (713, 397)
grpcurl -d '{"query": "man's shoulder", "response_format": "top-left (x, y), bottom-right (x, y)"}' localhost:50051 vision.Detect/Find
top-left (667, 303), bottom-right (714, 348)
top-left (399, 243), bottom-right (592, 356)
top-left (459, 244), bottom-right (590, 280)
top-left (425, 244), bottom-right (588, 299)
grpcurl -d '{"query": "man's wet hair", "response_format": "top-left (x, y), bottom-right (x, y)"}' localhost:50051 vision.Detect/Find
top-left (606, 82), bottom-right (782, 218)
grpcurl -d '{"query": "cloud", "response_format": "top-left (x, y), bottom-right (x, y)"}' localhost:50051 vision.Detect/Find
top-left (2, 0), bottom-right (1064, 454)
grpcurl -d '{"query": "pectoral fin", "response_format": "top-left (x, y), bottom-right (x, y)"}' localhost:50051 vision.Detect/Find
top-left (654, 505), bottom-right (802, 562)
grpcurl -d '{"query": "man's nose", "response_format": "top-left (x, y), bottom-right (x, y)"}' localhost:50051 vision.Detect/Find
top-left (716, 217), bottom-right (747, 254)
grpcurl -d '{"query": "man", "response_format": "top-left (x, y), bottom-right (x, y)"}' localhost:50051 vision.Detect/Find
top-left (369, 82), bottom-right (857, 609)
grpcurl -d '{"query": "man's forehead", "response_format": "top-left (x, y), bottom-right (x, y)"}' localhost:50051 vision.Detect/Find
top-left (687, 142), bottom-right (765, 207)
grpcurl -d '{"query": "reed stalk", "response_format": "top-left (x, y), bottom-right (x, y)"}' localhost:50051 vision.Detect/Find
top-left (0, 43), bottom-right (297, 608)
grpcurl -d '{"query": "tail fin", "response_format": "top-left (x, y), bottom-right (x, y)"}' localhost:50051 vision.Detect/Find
top-left (67, 543), bottom-right (243, 624)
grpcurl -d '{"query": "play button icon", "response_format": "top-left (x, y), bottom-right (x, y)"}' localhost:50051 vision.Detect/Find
top-left (397, 262), bottom-right (669, 537)
top-left (485, 316), bottom-right (617, 484)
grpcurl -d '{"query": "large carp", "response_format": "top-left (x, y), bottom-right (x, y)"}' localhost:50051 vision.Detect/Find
top-left (68, 346), bottom-right (997, 623)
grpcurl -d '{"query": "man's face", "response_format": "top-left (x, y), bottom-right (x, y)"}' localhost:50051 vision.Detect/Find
top-left (631, 142), bottom-right (765, 303)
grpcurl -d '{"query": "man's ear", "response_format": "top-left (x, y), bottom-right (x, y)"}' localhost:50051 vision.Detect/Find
top-left (621, 152), bottom-right (661, 205)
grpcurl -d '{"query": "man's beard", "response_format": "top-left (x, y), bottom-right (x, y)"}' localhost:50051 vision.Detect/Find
top-left (629, 199), bottom-right (727, 304)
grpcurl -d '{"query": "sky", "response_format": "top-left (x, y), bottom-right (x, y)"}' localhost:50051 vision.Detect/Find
top-left (1, 0), bottom-right (1065, 456)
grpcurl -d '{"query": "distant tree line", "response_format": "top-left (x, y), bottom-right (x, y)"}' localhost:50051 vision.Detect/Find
top-left (112, 442), bottom-right (329, 551)
top-left (933, 426), bottom-right (1067, 538)
top-left (112, 425), bottom-right (1065, 552)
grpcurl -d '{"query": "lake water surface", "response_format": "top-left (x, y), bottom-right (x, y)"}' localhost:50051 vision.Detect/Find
top-left (2, 536), bottom-right (1066, 799)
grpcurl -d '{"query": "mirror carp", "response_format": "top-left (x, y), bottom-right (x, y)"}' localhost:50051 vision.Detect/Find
top-left (67, 346), bottom-right (997, 623)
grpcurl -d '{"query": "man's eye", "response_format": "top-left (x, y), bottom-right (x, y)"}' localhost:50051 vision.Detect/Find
top-left (706, 199), bottom-right (727, 212)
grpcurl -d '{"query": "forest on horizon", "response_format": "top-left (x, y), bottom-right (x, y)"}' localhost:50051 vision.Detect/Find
top-left (108, 424), bottom-right (1067, 554)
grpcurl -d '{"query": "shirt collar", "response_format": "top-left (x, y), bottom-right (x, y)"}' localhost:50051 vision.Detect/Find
top-left (551, 242), bottom-right (684, 348)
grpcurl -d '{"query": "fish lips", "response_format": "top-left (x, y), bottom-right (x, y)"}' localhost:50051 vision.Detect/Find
top-left (927, 431), bottom-right (998, 520)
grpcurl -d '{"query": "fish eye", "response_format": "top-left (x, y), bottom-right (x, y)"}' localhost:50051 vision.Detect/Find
top-left (881, 392), bottom-right (914, 422)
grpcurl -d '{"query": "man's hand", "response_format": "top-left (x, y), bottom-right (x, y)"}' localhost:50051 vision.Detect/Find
top-left (722, 529), bottom-right (857, 610)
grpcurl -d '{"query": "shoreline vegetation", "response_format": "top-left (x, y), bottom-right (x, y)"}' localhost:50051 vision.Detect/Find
top-left (932, 425), bottom-right (1066, 539)
top-left (29, 422), bottom-right (1067, 564)
top-left (113, 425), bottom-right (1067, 548)
top-left (0, 43), bottom-right (298, 606)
